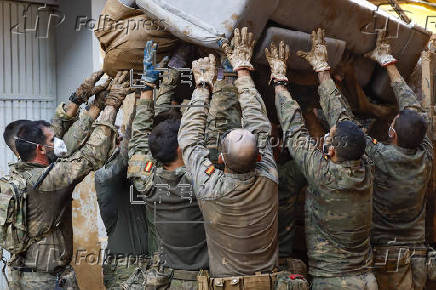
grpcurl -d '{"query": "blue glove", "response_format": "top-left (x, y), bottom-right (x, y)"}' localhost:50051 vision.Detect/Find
top-left (142, 40), bottom-right (160, 84)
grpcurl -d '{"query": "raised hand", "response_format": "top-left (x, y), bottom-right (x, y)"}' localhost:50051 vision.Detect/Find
top-left (93, 77), bottom-right (113, 110)
top-left (106, 71), bottom-right (133, 108)
top-left (297, 28), bottom-right (330, 72)
top-left (265, 41), bottom-right (290, 82)
top-left (221, 27), bottom-right (255, 71)
top-left (364, 31), bottom-right (397, 66)
top-left (71, 70), bottom-right (105, 105)
top-left (192, 54), bottom-right (217, 89)
top-left (142, 40), bottom-right (170, 86)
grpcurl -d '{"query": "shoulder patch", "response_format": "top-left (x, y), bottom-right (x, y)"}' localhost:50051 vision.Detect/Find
top-left (323, 155), bottom-right (329, 161)
top-left (145, 161), bottom-right (153, 173)
top-left (205, 165), bottom-right (215, 176)
top-left (372, 138), bottom-right (377, 145)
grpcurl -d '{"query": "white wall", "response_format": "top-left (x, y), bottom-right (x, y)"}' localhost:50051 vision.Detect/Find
top-left (55, 0), bottom-right (94, 103)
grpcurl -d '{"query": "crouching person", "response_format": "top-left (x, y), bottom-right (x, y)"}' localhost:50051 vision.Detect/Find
top-left (0, 71), bottom-right (131, 289)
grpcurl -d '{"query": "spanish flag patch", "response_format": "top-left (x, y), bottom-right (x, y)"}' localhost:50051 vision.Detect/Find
top-left (205, 165), bottom-right (215, 176)
top-left (372, 138), bottom-right (377, 145)
top-left (145, 161), bottom-right (153, 173)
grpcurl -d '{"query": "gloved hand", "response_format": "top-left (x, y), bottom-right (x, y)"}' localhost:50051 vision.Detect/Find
top-left (297, 28), bottom-right (330, 72)
top-left (192, 54), bottom-right (217, 90)
top-left (265, 41), bottom-right (290, 82)
top-left (168, 43), bottom-right (195, 69)
top-left (221, 27), bottom-right (255, 71)
top-left (93, 78), bottom-right (112, 111)
top-left (106, 71), bottom-right (133, 109)
top-left (364, 31), bottom-right (397, 66)
top-left (142, 41), bottom-right (169, 87)
top-left (71, 70), bottom-right (105, 105)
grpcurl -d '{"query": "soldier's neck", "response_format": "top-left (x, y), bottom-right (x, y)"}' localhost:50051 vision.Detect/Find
top-left (163, 159), bottom-right (185, 172)
top-left (31, 154), bottom-right (49, 167)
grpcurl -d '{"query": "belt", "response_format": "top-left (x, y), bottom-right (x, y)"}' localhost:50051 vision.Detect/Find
top-left (13, 266), bottom-right (66, 276)
top-left (172, 269), bottom-right (199, 281)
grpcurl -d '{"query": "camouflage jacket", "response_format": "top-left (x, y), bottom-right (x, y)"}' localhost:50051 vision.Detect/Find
top-left (179, 76), bottom-right (278, 277)
top-left (368, 80), bottom-right (432, 245)
top-left (127, 72), bottom-right (209, 271)
top-left (276, 82), bottom-right (374, 277)
top-left (320, 77), bottom-right (433, 245)
top-left (52, 103), bottom-right (94, 155)
top-left (0, 119), bottom-right (118, 272)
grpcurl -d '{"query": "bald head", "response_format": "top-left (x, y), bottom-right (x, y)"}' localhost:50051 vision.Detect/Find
top-left (221, 128), bottom-right (258, 173)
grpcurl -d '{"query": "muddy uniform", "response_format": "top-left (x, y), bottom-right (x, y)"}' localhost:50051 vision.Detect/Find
top-left (2, 119), bottom-right (118, 289)
top-left (128, 80), bottom-right (208, 289)
top-left (366, 80), bottom-right (431, 290)
top-left (205, 76), bottom-right (242, 165)
top-left (275, 81), bottom-right (376, 289)
top-left (179, 76), bottom-right (279, 280)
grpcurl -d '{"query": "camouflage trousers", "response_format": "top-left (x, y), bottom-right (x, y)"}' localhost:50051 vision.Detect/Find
top-left (373, 245), bottom-right (427, 290)
top-left (311, 272), bottom-right (378, 290)
top-left (8, 265), bottom-right (78, 290)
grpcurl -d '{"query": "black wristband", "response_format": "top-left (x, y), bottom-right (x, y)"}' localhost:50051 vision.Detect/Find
top-left (272, 80), bottom-right (289, 88)
top-left (69, 92), bottom-right (83, 105)
top-left (196, 82), bottom-right (212, 93)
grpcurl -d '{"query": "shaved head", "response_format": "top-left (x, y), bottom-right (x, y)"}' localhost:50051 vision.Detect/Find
top-left (221, 128), bottom-right (258, 173)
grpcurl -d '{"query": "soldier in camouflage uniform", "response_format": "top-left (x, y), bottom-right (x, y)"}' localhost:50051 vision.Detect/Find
top-left (128, 41), bottom-right (208, 290)
top-left (179, 28), bottom-right (286, 289)
top-left (0, 71), bottom-right (131, 289)
top-left (267, 29), bottom-right (376, 289)
top-left (331, 31), bottom-right (433, 290)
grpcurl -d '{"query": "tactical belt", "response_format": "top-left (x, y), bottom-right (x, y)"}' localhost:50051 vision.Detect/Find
top-left (13, 266), bottom-right (66, 276)
top-left (172, 269), bottom-right (199, 281)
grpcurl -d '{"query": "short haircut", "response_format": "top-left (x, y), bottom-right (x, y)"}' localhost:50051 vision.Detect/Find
top-left (149, 118), bottom-right (180, 165)
top-left (153, 109), bottom-right (181, 128)
top-left (3, 120), bottom-right (31, 153)
top-left (332, 120), bottom-right (366, 161)
top-left (15, 120), bottom-right (52, 162)
top-left (394, 110), bottom-right (427, 149)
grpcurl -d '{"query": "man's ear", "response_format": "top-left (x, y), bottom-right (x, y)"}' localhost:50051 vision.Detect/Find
top-left (328, 146), bottom-right (335, 159)
top-left (218, 153), bottom-right (224, 165)
top-left (37, 144), bottom-right (47, 156)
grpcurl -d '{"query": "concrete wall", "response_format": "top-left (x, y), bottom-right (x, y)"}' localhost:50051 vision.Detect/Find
top-left (55, 0), bottom-right (94, 103)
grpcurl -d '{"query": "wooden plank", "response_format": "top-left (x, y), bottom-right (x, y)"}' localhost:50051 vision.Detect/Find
top-left (32, 4), bottom-right (40, 95)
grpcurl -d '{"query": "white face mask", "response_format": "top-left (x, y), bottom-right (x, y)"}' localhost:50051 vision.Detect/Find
top-left (53, 137), bottom-right (67, 157)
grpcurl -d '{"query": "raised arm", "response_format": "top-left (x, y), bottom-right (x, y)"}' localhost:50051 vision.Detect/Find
top-left (52, 71), bottom-right (106, 138)
top-left (266, 40), bottom-right (327, 184)
top-left (40, 71), bottom-right (133, 190)
top-left (178, 55), bottom-right (224, 199)
top-left (297, 28), bottom-right (353, 128)
top-left (223, 27), bottom-right (277, 181)
top-left (128, 41), bottom-right (164, 193)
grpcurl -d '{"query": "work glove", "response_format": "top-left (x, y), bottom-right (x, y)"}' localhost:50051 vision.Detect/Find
top-left (142, 41), bottom-right (169, 87)
top-left (168, 43), bottom-right (195, 69)
top-left (364, 31), bottom-right (397, 66)
top-left (70, 70), bottom-right (105, 105)
top-left (106, 71), bottom-right (133, 109)
top-left (297, 28), bottom-right (330, 72)
top-left (192, 54), bottom-right (217, 90)
top-left (265, 41), bottom-right (290, 82)
top-left (93, 78), bottom-right (113, 111)
top-left (221, 27), bottom-right (255, 71)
